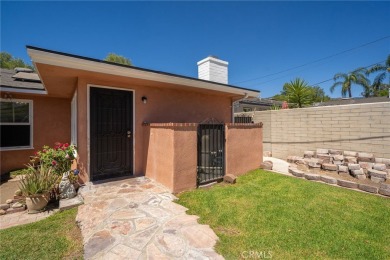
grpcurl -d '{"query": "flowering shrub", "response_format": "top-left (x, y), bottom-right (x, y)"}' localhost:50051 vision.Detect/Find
top-left (32, 142), bottom-right (77, 175)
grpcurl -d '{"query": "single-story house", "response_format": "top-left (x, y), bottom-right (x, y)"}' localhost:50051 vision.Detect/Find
top-left (0, 47), bottom-right (263, 192)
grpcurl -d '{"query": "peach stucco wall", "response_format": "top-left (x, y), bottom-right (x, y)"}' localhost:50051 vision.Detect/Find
top-left (144, 123), bottom-right (198, 193)
top-left (144, 125), bottom-right (175, 190)
top-left (144, 123), bottom-right (263, 193)
top-left (225, 124), bottom-right (263, 176)
top-left (173, 125), bottom-right (198, 192)
top-left (0, 94), bottom-right (71, 174)
top-left (74, 75), bottom-right (233, 183)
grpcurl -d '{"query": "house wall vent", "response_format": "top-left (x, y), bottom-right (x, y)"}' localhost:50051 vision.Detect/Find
top-left (197, 56), bottom-right (228, 84)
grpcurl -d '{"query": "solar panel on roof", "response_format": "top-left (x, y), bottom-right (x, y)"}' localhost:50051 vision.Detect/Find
top-left (14, 67), bottom-right (34, 73)
top-left (12, 72), bottom-right (41, 82)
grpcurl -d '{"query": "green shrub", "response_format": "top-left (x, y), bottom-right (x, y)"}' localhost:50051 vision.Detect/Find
top-left (32, 142), bottom-right (77, 175)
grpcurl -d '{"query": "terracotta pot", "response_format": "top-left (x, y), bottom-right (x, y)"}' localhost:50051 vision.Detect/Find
top-left (25, 193), bottom-right (49, 213)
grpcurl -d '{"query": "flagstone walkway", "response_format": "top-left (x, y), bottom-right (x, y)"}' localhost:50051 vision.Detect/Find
top-left (77, 177), bottom-right (223, 260)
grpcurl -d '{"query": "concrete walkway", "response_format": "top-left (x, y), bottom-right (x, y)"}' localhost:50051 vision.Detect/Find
top-left (77, 177), bottom-right (222, 260)
top-left (263, 156), bottom-right (290, 175)
top-left (0, 208), bottom-right (58, 230)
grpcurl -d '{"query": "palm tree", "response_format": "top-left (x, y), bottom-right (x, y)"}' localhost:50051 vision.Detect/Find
top-left (365, 55), bottom-right (390, 97)
top-left (283, 78), bottom-right (313, 108)
top-left (330, 68), bottom-right (369, 98)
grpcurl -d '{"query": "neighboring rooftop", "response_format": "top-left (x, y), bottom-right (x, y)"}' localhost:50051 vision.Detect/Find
top-left (0, 68), bottom-right (45, 93)
top-left (235, 97), bottom-right (284, 112)
top-left (239, 97), bottom-right (284, 106)
top-left (313, 97), bottom-right (389, 107)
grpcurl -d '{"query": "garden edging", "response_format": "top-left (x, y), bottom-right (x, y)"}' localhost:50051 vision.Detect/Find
top-left (285, 165), bottom-right (390, 198)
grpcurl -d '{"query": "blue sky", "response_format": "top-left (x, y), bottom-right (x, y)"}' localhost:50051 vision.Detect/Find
top-left (1, 1), bottom-right (389, 98)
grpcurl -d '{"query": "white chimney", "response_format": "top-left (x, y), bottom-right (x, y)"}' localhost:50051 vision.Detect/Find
top-left (197, 56), bottom-right (228, 84)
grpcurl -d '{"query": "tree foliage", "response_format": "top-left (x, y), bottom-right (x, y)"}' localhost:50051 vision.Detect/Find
top-left (308, 86), bottom-right (331, 103)
top-left (0, 52), bottom-right (34, 70)
top-left (272, 78), bottom-right (330, 108)
top-left (330, 67), bottom-right (369, 98)
top-left (104, 53), bottom-right (132, 66)
top-left (364, 54), bottom-right (390, 97)
top-left (283, 78), bottom-right (313, 108)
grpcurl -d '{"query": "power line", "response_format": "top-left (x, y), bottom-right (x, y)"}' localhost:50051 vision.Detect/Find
top-left (233, 35), bottom-right (390, 85)
top-left (254, 59), bottom-right (385, 87)
top-left (312, 60), bottom-right (386, 86)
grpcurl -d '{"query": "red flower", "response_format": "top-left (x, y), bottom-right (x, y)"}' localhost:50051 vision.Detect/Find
top-left (63, 143), bottom-right (69, 148)
top-left (52, 160), bottom-right (57, 166)
top-left (43, 149), bottom-right (47, 153)
top-left (34, 151), bottom-right (38, 156)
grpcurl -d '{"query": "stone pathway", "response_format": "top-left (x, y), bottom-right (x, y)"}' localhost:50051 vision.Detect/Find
top-left (263, 156), bottom-right (289, 175)
top-left (0, 208), bottom-right (58, 230)
top-left (77, 177), bottom-right (223, 260)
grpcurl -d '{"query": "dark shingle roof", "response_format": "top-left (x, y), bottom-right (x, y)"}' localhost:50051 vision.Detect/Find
top-left (313, 97), bottom-right (389, 107)
top-left (0, 69), bottom-right (44, 91)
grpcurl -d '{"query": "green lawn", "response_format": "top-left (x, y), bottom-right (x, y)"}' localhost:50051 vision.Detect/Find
top-left (0, 208), bottom-right (83, 260)
top-left (177, 170), bottom-right (390, 259)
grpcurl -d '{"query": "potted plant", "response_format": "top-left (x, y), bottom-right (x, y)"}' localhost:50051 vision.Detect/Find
top-left (19, 165), bottom-right (60, 213)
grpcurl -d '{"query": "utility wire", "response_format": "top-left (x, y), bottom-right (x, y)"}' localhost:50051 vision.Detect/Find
top-left (233, 35), bottom-right (390, 84)
top-left (311, 60), bottom-right (386, 86)
top-left (252, 59), bottom-right (385, 87)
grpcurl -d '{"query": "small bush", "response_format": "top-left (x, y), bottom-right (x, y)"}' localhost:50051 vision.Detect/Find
top-left (31, 142), bottom-right (77, 175)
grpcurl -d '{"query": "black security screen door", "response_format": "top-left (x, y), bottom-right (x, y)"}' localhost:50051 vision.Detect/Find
top-left (197, 122), bottom-right (225, 185)
top-left (90, 87), bottom-right (133, 181)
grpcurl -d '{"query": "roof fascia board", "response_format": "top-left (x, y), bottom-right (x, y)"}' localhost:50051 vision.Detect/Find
top-left (27, 48), bottom-right (259, 97)
top-left (0, 86), bottom-right (47, 95)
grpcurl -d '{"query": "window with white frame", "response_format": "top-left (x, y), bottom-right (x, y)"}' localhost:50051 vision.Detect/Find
top-left (0, 99), bottom-right (33, 149)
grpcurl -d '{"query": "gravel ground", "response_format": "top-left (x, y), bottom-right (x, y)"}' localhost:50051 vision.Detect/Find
top-left (0, 177), bottom-right (22, 204)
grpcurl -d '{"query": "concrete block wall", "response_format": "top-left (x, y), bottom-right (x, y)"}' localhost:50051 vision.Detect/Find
top-left (239, 102), bottom-right (390, 160)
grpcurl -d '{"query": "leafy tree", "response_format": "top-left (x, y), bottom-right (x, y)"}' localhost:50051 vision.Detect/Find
top-left (272, 79), bottom-right (330, 107)
top-left (364, 55), bottom-right (390, 97)
top-left (104, 53), bottom-right (132, 66)
top-left (0, 52), bottom-right (34, 70)
top-left (309, 86), bottom-right (331, 103)
top-left (330, 68), bottom-right (369, 98)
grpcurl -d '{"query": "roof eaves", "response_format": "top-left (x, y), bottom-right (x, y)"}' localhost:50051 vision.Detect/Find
top-left (0, 85), bottom-right (47, 94)
top-left (26, 45), bottom-right (260, 97)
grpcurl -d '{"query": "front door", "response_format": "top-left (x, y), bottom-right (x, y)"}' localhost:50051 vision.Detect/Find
top-left (90, 87), bottom-right (133, 181)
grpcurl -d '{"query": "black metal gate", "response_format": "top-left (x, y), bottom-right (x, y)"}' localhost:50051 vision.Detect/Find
top-left (197, 120), bottom-right (225, 185)
top-left (234, 116), bottom-right (253, 123)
